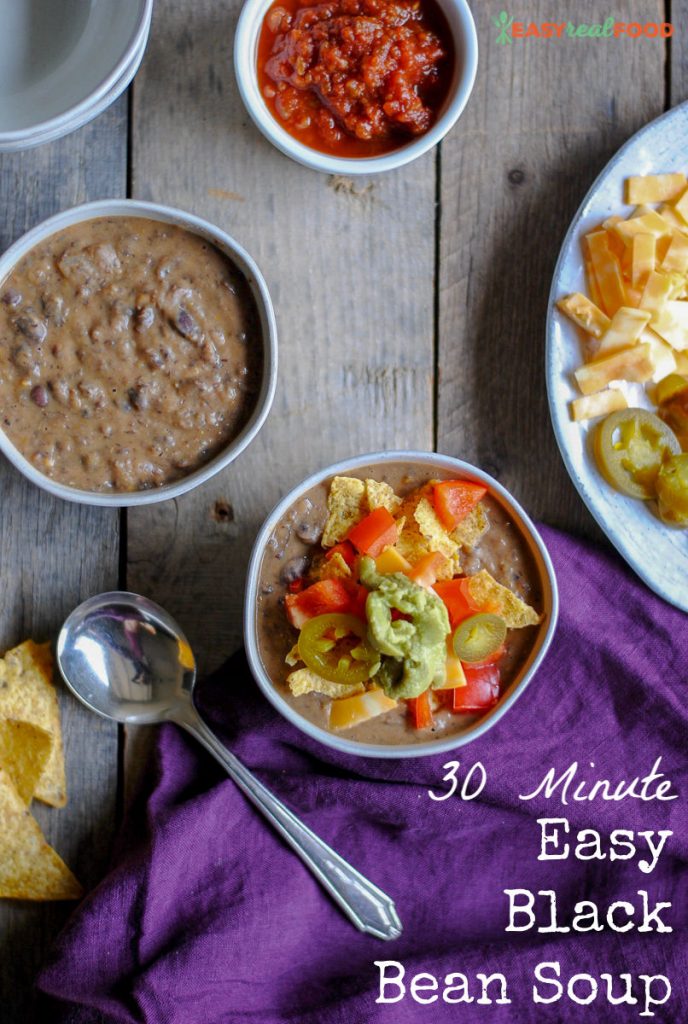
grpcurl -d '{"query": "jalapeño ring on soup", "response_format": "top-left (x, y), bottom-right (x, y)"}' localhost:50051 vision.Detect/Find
top-left (244, 452), bottom-right (559, 759)
top-left (234, 0), bottom-right (478, 173)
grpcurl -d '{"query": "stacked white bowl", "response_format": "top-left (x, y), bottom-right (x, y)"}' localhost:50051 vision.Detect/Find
top-left (0, 0), bottom-right (153, 152)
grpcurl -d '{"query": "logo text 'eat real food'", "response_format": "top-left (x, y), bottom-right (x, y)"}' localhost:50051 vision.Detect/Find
top-left (493, 12), bottom-right (674, 44)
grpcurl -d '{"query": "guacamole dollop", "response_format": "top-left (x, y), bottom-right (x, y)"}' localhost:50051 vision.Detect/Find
top-left (360, 557), bottom-right (450, 700)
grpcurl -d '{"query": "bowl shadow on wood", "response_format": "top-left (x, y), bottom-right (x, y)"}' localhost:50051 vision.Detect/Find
top-left (440, 136), bottom-right (619, 542)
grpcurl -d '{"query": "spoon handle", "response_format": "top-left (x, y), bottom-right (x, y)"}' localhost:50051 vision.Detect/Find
top-left (178, 711), bottom-right (402, 941)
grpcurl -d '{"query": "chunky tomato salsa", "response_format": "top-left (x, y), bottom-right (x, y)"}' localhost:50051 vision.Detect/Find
top-left (257, 0), bottom-right (455, 157)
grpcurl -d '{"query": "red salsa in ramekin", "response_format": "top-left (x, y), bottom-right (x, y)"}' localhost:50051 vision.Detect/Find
top-left (257, 0), bottom-right (456, 158)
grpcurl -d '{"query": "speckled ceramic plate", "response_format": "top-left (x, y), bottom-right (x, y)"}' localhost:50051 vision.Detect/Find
top-left (546, 102), bottom-right (688, 614)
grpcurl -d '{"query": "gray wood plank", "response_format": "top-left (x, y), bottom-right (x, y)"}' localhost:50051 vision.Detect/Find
top-left (126, 0), bottom-right (436, 675)
top-left (0, 99), bottom-right (127, 1019)
top-left (437, 0), bottom-right (666, 537)
top-left (671, 1), bottom-right (688, 102)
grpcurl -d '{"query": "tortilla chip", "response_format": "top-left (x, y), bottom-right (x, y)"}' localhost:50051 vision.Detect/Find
top-left (395, 526), bottom-right (430, 565)
top-left (413, 497), bottom-right (459, 560)
top-left (285, 644), bottom-right (301, 668)
top-left (287, 668), bottom-right (364, 700)
top-left (451, 503), bottom-right (490, 551)
top-left (321, 476), bottom-right (365, 547)
top-left (365, 479), bottom-right (401, 515)
top-left (465, 570), bottom-right (541, 628)
top-left (314, 551), bottom-right (352, 582)
top-left (0, 641), bottom-right (66, 807)
top-left (0, 720), bottom-right (52, 805)
top-left (394, 489), bottom-right (434, 561)
top-left (397, 482), bottom-right (433, 518)
top-left (435, 553), bottom-right (462, 581)
top-left (0, 768), bottom-right (82, 900)
top-left (393, 486), bottom-right (458, 564)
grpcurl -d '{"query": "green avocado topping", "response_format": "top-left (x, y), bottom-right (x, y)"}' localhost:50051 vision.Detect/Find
top-left (359, 556), bottom-right (450, 700)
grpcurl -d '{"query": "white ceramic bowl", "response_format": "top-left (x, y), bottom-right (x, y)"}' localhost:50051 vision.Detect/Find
top-left (245, 451), bottom-right (559, 759)
top-left (234, 0), bottom-right (478, 174)
top-left (0, 199), bottom-right (278, 507)
top-left (0, 0), bottom-right (152, 151)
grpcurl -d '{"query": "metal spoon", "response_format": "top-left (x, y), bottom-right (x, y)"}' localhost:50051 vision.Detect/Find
top-left (57, 591), bottom-right (402, 941)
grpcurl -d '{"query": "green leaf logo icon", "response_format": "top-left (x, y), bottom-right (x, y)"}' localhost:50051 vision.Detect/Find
top-left (494, 10), bottom-right (514, 44)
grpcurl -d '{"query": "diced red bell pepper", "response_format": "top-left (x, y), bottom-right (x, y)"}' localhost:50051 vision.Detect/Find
top-left (449, 665), bottom-right (500, 712)
top-left (433, 480), bottom-right (487, 530)
top-left (432, 578), bottom-right (477, 627)
top-left (407, 691), bottom-right (433, 729)
top-left (405, 551), bottom-right (447, 589)
top-left (288, 578), bottom-right (305, 594)
top-left (347, 507), bottom-right (398, 557)
top-left (345, 581), bottom-right (369, 621)
top-left (285, 578), bottom-right (354, 629)
top-left (324, 540), bottom-right (357, 567)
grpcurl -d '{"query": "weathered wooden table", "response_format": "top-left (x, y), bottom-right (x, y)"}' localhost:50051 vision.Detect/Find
top-left (1, 1), bottom-right (683, 1017)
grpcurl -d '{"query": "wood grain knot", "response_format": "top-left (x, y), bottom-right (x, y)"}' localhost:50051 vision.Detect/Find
top-left (212, 500), bottom-right (235, 523)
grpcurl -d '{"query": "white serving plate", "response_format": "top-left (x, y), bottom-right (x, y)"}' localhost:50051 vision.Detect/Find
top-left (546, 102), bottom-right (688, 613)
top-left (0, 0), bottom-right (152, 151)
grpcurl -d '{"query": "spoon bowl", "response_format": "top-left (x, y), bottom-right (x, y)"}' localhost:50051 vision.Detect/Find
top-left (57, 591), bottom-right (402, 941)
top-left (57, 592), bottom-right (196, 725)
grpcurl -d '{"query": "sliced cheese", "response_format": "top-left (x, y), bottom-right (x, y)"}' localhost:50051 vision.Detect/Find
top-left (329, 687), bottom-right (397, 730)
top-left (596, 306), bottom-right (650, 355)
top-left (585, 256), bottom-right (604, 311)
top-left (624, 285), bottom-right (643, 308)
top-left (661, 232), bottom-right (688, 274)
top-left (435, 649), bottom-right (467, 690)
top-left (611, 211), bottom-right (672, 242)
top-left (651, 301), bottom-right (688, 351)
top-left (673, 185), bottom-right (688, 226)
top-left (604, 219), bottom-right (627, 261)
top-left (625, 173), bottom-right (687, 205)
top-left (585, 230), bottom-right (627, 316)
top-left (658, 204), bottom-right (688, 235)
top-left (556, 292), bottom-right (610, 339)
top-left (640, 327), bottom-right (679, 380)
top-left (570, 389), bottom-right (628, 422)
top-left (631, 233), bottom-right (656, 289)
top-left (667, 272), bottom-right (687, 299)
top-left (375, 547), bottom-right (412, 574)
top-left (639, 270), bottom-right (674, 314)
top-left (574, 343), bottom-right (654, 395)
top-left (675, 350), bottom-right (688, 374)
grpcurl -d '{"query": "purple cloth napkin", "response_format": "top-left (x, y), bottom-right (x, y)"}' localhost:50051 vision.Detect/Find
top-left (37, 526), bottom-right (687, 1024)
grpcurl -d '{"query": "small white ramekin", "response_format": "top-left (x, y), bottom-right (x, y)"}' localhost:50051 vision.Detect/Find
top-left (0, 200), bottom-right (277, 507)
top-left (234, 0), bottom-right (478, 175)
top-left (245, 451), bottom-right (559, 759)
